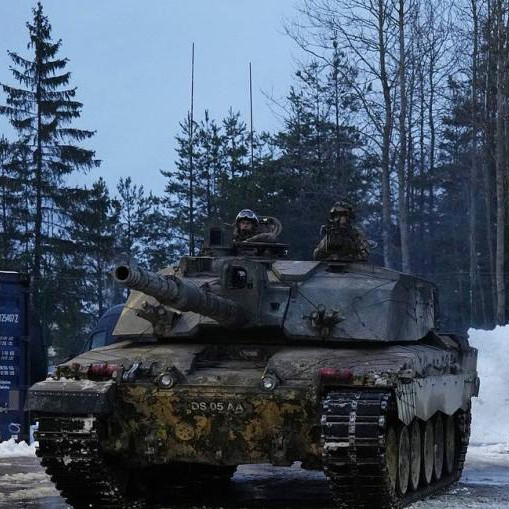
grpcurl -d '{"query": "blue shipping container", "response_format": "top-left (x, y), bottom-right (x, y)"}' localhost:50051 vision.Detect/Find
top-left (0, 271), bottom-right (30, 441)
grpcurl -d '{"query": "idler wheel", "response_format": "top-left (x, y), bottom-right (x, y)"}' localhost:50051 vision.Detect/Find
top-left (397, 426), bottom-right (410, 495)
top-left (386, 426), bottom-right (398, 492)
top-left (444, 415), bottom-right (457, 474)
top-left (433, 414), bottom-right (445, 480)
top-left (409, 420), bottom-right (421, 491)
top-left (421, 419), bottom-right (434, 485)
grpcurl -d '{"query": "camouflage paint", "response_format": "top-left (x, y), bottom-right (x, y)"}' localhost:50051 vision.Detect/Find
top-left (104, 384), bottom-right (320, 467)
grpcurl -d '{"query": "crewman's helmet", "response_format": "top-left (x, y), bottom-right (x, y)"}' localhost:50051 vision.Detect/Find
top-left (235, 209), bottom-right (259, 225)
top-left (330, 200), bottom-right (355, 220)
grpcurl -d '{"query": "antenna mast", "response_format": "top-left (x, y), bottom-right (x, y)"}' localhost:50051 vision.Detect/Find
top-left (189, 43), bottom-right (195, 256)
top-left (249, 62), bottom-right (254, 171)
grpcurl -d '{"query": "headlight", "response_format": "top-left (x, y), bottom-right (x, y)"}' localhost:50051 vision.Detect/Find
top-left (260, 373), bottom-right (279, 391)
top-left (156, 372), bottom-right (176, 389)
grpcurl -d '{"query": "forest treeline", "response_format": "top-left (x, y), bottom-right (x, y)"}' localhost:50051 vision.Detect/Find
top-left (0, 1), bottom-right (507, 359)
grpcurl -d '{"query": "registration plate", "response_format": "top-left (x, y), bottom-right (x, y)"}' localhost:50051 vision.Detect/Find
top-left (188, 400), bottom-right (247, 414)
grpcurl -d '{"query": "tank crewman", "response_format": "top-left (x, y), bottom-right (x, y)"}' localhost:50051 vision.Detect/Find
top-left (233, 209), bottom-right (283, 243)
top-left (233, 209), bottom-right (261, 241)
top-left (313, 201), bottom-right (370, 261)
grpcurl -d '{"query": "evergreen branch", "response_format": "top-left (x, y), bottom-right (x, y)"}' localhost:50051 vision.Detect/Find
top-left (10, 68), bottom-right (36, 87)
top-left (7, 51), bottom-right (34, 70)
top-left (42, 73), bottom-right (72, 89)
top-left (1, 83), bottom-right (35, 99)
top-left (56, 128), bottom-right (96, 141)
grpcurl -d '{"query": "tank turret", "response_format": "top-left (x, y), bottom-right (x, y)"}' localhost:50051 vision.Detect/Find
top-left (113, 264), bottom-right (246, 327)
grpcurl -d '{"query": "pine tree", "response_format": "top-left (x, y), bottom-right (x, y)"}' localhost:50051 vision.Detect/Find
top-left (162, 114), bottom-right (204, 255)
top-left (65, 179), bottom-right (119, 321)
top-left (222, 108), bottom-right (249, 180)
top-left (219, 109), bottom-right (251, 217)
top-left (115, 177), bottom-right (175, 273)
top-left (139, 196), bottom-right (177, 270)
top-left (432, 78), bottom-right (472, 329)
top-left (0, 2), bottom-right (100, 295)
top-left (0, 136), bottom-right (15, 266)
top-left (116, 176), bottom-right (151, 264)
top-left (196, 111), bottom-right (225, 217)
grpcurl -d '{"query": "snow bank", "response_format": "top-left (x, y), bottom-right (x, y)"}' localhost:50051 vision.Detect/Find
top-left (0, 438), bottom-right (37, 458)
top-left (0, 486), bottom-right (58, 502)
top-left (468, 326), bottom-right (509, 453)
top-left (466, 443), bottom-right (509, 468)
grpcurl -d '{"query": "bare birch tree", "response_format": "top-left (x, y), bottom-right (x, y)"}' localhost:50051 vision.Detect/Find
top-left (288, 0), bottom-right (400, 268)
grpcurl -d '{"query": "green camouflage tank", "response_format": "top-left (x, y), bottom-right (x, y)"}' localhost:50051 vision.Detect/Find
top-left (27, 220), bottom-right (479, 508)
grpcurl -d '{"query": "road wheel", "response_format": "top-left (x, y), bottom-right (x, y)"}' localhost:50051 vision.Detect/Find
top-left (444, 415), bottom-right (456, 474)
top-left (409, 420), bottom-right (421, 491)
top-left (433, 414), bottom-right (444, 480)
top-left (397, 426), bottom-right (410, 495)
top-left (386, 426), bottom-right (398, 492)
top-left (421, 419), bottom-right (434, 485)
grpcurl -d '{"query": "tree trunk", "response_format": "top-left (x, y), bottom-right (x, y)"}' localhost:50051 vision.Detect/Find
top-left (469, 0), bottom-right (480, 324)
top-left (428, 55), bottom-right (436, 268)
top-left (97, 264), bottom-right (104, 320)
top-left (418, 60), bottom-right (426, 275)
top-left (378, 0), bottom-right (393, 269)
top-left (495, 0), bottom-right (506, 323)
top-left (0, 145), bottom-right (7, 264)
top-left (333, 43), bottom-right (346, 193)
top-left (398, 0), bottom-right (410, 273)
top-left (483, 0), bottom-right (498, 320)
top-left (34, 44), bottom-right (43, 300)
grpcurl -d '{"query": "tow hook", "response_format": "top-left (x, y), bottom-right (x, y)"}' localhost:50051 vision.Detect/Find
top-left (122, 362), bottom-right (141, 383)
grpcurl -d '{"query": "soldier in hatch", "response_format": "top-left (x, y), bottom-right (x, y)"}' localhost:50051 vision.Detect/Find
top-left (233, 209), bottom-right (261, 241)
top-left (233, 209), bottom-right (283, 243)
top-left (313, 201), bottom-right (369, 261)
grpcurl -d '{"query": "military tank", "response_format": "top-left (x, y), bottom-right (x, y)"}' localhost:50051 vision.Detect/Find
top-left (27, 220), bottom-right (479, 509)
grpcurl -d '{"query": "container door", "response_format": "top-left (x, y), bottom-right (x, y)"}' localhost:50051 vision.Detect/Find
top-left (0, 276), bottom-right (28, 441)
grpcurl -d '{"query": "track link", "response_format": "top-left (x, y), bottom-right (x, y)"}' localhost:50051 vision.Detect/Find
top-left (36, 415), bottom-right (145, 509)
top-left (321, 390), bottom-right (470, 508)
top-left (36, 415), bottom-right (239, 508)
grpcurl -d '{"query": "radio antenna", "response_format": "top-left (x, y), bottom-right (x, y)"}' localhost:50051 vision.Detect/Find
top-left (189, 42), bottom-right (195, 256)
top-left (249, 62), bottom-right (254, 171)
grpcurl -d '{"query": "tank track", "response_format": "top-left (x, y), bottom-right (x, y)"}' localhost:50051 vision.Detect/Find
top-left (36, 415), bottom-right (238, 509)
top-left (321, 390), bottom-right (471, 509)
top-left (36, 415), bottom-right (146, 509)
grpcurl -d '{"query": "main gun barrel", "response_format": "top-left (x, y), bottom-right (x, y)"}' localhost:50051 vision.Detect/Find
top-left (113, 264), bottom-right (245, 326)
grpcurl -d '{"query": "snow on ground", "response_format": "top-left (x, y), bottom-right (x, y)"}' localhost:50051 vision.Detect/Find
top-left (0, 485), bottom-right (58, 502)
top-left (0, 439), bottom-right (36, 458)
top-left (0, 472), bottom-right (48, 484)
top-left (467, 326), bottom-right (509, 465)
top-left (466, 443), bottom-right (509, 469)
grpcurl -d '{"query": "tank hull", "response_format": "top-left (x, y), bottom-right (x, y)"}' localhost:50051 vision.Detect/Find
top-left (29, 339), bottom-right (477, 470)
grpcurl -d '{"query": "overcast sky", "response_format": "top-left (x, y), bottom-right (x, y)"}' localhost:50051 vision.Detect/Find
top-left (0, 0), bottom-right (299, 193)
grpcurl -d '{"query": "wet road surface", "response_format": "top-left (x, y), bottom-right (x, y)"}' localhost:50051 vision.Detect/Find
top-left (1, 452), bottom-right (509, 509)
